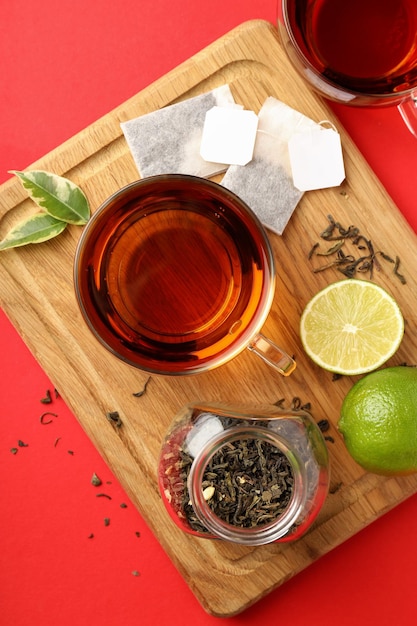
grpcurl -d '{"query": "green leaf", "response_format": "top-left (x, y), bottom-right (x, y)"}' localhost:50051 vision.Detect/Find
top-left (10, 169), bottom-right (90, 225)
top-left (0, 213), bottom-right (67, 250)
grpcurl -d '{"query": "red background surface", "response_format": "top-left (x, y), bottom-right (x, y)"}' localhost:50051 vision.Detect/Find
top-left (1, 1), bottom-right (417, 624)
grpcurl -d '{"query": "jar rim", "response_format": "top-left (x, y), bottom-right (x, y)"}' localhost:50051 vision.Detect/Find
top-left (187, 425), bottom-right (307, 546)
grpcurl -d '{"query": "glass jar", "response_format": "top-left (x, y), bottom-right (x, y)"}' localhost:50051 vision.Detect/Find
top-left (158, 402), bottom-right (330, 546)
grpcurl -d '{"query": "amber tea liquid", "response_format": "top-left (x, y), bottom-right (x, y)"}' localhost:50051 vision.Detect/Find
top-left (286, 0), bottom-right (417, 95)
top-left (75, 177), bottom-right (273, 374)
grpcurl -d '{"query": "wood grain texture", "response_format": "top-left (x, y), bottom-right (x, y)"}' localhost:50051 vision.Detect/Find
top-left (2, 20), bottom-right (417, 616)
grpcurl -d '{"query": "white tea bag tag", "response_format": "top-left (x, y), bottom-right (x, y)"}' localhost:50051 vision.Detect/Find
top-left (200, 106), bottom-right (258, 166)
top-left (288, 123), bottom-right (345, 191)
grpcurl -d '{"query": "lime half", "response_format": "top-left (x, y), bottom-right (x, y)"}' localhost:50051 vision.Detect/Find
top-left (300, 279), bottom-right (404, 375)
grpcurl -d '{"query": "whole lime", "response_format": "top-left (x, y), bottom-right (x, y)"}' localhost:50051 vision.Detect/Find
top-left (338, 366), bottom-right (417, 475)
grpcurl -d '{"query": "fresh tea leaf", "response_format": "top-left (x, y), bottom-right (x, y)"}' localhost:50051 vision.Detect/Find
top-left (0, 213), bottom-right (67, 250)
top-left (10, 169), bottom-right (90, 225)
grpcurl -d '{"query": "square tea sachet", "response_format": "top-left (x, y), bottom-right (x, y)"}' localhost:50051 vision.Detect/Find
top-left (120, 85), bottom-right (237, 178)
top-left (221, 97), bottom-right (320, 235)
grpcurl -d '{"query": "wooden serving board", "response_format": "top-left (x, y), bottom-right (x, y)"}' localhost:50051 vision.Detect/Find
top-left (2, 20), bottom-right (417, 616)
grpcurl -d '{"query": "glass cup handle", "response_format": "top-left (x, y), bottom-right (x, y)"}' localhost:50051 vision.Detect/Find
top-left (398, 92), bottom-right (417, 138)
top-left (248, 333), bottom-right (296, 376)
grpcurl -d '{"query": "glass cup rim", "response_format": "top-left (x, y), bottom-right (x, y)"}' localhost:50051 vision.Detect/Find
top-left (73, 174), bottom-right (276, 375)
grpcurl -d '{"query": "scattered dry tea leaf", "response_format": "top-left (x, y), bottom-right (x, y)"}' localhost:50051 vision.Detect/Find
top-left (106, 411), bottom-right (123, 428)
top-left (91, 473), bottom-right (102, 487)
top-left (132, 376), bottom-right (152, 397)
top-left (40, 390), bottom-right (53, 404)
top-left (39, 411), bottom-right (58, 425)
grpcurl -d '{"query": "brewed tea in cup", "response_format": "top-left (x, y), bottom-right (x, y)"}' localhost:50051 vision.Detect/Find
top-left (279, 0), bottom-right (417, 136)
top-left (74, 175), bottom-right (295, 376)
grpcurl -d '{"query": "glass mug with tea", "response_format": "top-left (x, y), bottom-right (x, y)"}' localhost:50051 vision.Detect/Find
top-left (278, 0), bottom-right (417, 136)
top-left (74, 175), bottom-right (296, 376)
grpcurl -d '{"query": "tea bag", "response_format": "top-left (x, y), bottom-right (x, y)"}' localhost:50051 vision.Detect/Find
top-left (120, 85), bottom-right (237, 178)
top-left (221, 97), bottom-right (319, 235)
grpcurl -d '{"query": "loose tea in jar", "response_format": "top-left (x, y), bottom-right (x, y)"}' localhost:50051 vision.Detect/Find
top-left (158, 403), bottom-right (330, 546)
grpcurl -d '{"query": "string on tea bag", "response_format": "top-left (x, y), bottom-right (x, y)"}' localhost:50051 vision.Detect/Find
top-left (221, 97), bottom-right (320, 235)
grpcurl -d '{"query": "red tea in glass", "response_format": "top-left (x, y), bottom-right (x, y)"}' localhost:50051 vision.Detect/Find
top-left (74, 175), bottom-right (295, 376)
top-left (280, 0), bottom-right (417, 104)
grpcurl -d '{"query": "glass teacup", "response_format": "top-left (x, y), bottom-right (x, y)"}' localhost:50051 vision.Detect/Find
top-left (74, 174), bottom-right (296, 376)
top-left (278, 0), bottom-right (417, 136)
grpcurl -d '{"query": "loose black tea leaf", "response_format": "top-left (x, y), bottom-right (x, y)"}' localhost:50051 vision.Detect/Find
top-left (96, 493), bottom-right (112, 500)
top-left (132, 376), bottom-right (152, 397)
top-left (40, 390), bottom-right (52, 404)
top-left (309, 214), bottom-right (407, 284)
top-left (316, 240), bottom-right (345, 256)
top-left (317, 419), bottom-right (330, 433)
top-left (308, 243), bottom-right (319, 259)
top-left (393, 256), bottom-right (407, 285)
top-left (325, 436), bottom-right (335, 443)
top-left (54, 437), bottom-right (61, 447)
top-left (10, 448), bottom-right (18, 455)
top-left (291, 397), bottom-right (302, 411)
top-left (274, 396), bottom-right (312, 413)
top-left (40, 411), bottom-right (58, 425)
top-left (67, 450), bottom-right (74, 455)
top-left (104, 518), bottom-right (110, 527)
top-left (329, 482), bottom-right (343, 495)
top-left (106, 411), bottom-right (123, 428)
top-left (197, 438), bottom-right (294, 529)
top-left (87, 533), bottom-right (94, 539)
top-left (164, 432), bottom-right (295, 533)
top-left (131, 570), bottom-right (140, 577)
top-left (120, 503), bottom-right (128, 509)
top-left (17, 440), bottom-right (29, 447)
top-left (379, 251), bottom-right (395, 263)
top-left (135, 531), bottom-right (141, 538)
top-left (91, 473), bottom-right (102, 487)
